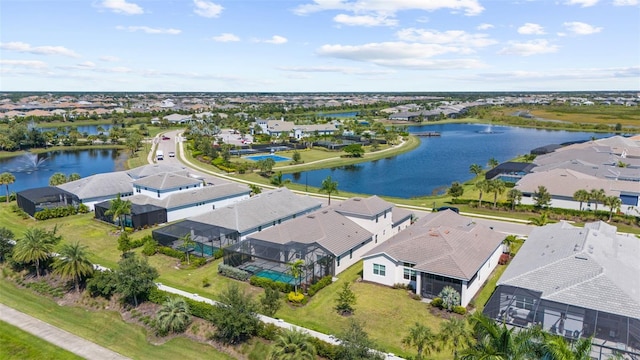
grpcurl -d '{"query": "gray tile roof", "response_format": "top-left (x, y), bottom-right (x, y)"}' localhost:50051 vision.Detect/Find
top-left (57, 171), bottom-right (133, 199)
top-left (128, 183), bottom-right (250, 209)
top-left (188, 188), bottom-right (321, 233)
top-left (498, 221), bottom-right (640, 319)
top-left (332, 196), bottom-right (393, 218)
top-left (392, 207), bottom-right (414, 226)
top-left (246, 209), bottom-right (373, 256)
top-left (133, 172), bottom-right (201, 190)
top-left (515, 168), bottom-right (639, 197)
top-left (126, 164), bottom-right (187, 179)
top-left (364, 211), bottom-right (504, 280)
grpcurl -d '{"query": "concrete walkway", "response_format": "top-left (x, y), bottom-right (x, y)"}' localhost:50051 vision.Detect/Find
top-left (0, 303), bottom-right (130, 360)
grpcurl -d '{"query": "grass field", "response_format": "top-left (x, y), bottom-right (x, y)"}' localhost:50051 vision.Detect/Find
top-left (0, 276), bottom-right (235, 360)
top-left (0, 320), bottom-right (83, 360)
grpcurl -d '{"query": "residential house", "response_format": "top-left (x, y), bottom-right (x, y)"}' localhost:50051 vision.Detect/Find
top-left (362, 210), bottom-right (504, 307)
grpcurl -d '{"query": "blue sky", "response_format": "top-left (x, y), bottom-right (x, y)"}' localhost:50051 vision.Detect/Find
top-left (1, 0), bottom-right (639, 92)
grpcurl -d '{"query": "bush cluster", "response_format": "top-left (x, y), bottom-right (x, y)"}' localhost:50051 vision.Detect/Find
top-left (34, 205), bottom-right (79, 220)
top-left (431, 297), bottom-right (444, 309)
top-left (249, 275), bottom-right (293, 293)
top-left (453, 305), bottom-right (467, 315)
top-left (10, 204), bottom-right (29, 219)
top-left (157, 246), bottom-right (187, 261)
top-left (148, 287), bottom-right (217, 321)
top-left (218, 263), bottom-right (251, 281)
top-left (308, 337), bottom-right (339, 360)
top-left (256, 323), bottom-right (281, 341)
top-left (307, 275), bottom-right (333, 297)
top-left (287, 291), bottom-right (305, 304)
top-left (499, 253), bottom-right (510, 265)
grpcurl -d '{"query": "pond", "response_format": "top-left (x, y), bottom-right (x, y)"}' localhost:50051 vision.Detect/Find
top-left (38, 124), bottom-right (115, 135)
top-left (284, 123), bottom-right (613, 198)
top-left (1, 149), bottom-right (126, 194)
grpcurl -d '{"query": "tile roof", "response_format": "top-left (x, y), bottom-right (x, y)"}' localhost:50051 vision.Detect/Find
top-left (128, 183), bottom-right (249, 209)
top-left (246, 209), bottom-right (372, 256)
top-left (498, 221), bottom-right (640, 319)
top-left (364, 211), bottom-right (504, 280)
top-left (133, 172), bottom-right (201, 190)
top-left (332, 195), bottom-right (393, 218)
top-left (188, 188), bottom-right (321, 233)
top-left (126, 164), bottom-right (187, 179)
top-left (57, 171), bottom-right (133, 199)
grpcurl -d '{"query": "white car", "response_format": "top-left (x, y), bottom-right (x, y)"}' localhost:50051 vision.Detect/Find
top-left (168, 152), bottom-right (175, 157)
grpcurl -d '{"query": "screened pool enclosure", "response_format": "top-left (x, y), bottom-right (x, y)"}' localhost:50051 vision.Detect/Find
top-left (483, 285), bottom-right (640, 359)
top-left (223, 237), bottom-right (335, 287)
top-left (152, 220), bottom-right (238, 258)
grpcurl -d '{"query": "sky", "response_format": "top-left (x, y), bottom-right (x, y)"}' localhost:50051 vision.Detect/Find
top-left (1, 0), bottom-right (639, 92)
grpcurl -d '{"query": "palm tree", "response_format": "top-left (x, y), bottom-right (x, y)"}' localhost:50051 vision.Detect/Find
top-left (603, 196), bottom-right (622, 221)
top-left (540, 333), bottom-right (592, 360)
top-left (461, 313), bottom-right (543, 360)
top-left (488, 157), bottom-right (499, 169)
top-left (573, 189), bottom-right (590, 211)
top-left (507, 188), bottom-right (522, 211)
top-left (179, 232), bottom-right (196, 265)
top-left (268, 328), bottom-right (316, 360)
top-left (0, 172), bottom-right (15, 203)
top-left (13, 228), bottom-right (56, 278)
top-left (474, 179), bottom-right (490, 207)
top-left (320, 175), bottom-right (338, 205)
top-left (439, 317), bottom-right (472, 360)
top-left (529, 212), bottom-right (550, 226)
top-left (156, 297), bottom-right (191, 334)
top-left (104, 193), bottom-right (132, 231)
top-left (48, 172), bottom-right (68, 186)
top-left (52, 241), bottom-right (94, 292)
top-left (469, 164), bottom-right (484, 178)
top-left (502, 235), bottom-right (518, 255)
top-left (489, 179), bottom-right (506, 208)
top-left (270, 171), bottom-right (290, 187)
top-left (589, 189), bottom-right (606, 212)
top-left (402, 322), bottom-right (437, 360)
top-left (288, 259), bottom-right (304, 295)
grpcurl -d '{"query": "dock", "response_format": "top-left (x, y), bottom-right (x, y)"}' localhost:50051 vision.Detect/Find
top-left (413, 132), bottom-right (441, 137)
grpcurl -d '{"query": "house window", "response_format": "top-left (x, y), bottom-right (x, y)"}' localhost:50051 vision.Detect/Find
top-left (373, 264), bottom-right (386, 276)
top-left (350, 249), bottom-right (353, 259)
top-left (403, 268), bottom-right (417, 281)
top-left (375, 234), bottom-right (378, 244)
top-left (337, 256), bottom-right (340, 267)
top-left (376, 215), bottom-right (379, 223)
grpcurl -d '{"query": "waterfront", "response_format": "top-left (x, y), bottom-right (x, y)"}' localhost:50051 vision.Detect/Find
top-left (0, 149), bottom-right (126, 193)
top-left (284, 123), bottom-right (613, 198)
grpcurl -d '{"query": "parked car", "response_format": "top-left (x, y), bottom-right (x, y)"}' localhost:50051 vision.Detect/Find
top-left (162, 136), bottom-right (170, 140)
top-left (168, 152), bottom-right (175, 157)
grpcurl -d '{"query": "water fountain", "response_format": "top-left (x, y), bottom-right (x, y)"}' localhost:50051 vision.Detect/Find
top-left (16, 153), bottom-right (47, 172)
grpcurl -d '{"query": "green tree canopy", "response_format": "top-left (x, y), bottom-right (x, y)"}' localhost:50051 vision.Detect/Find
top-left (115, 253), bottom-right (159, 306)
top-left (335, 282), bottom-right (357, 316)
top-left (53, 241), bottom-right (94, 293)
top-left (534, 185), bottom-right (552, 208)
top-left (213, 283), bottom-right (260, 344)
top-left (320, 175), bottom-right (339, 205)
top-left (156, 297), bottom-right (191, 335)
top-left (448, 182), bottom-right (464, 201)
top-left (0, 172), bottom-right (16, 203)
top-left (343, 143), bottom-right (364, 157)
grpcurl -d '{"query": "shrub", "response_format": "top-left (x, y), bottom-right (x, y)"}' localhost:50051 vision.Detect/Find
top-left (77, 204), bottom-right (89, 214)
top-left (411, 293), bottom-right (422, 301)
top-left (431, 297), bottom-right (444, 309)
top-left (249, 275), bottom-right (293, 293)
top-left (213, 248), bottom-right (225, 259)
top-left (218, 263), bottom-right (250, 281)
top-left (141, 238), bottom-right (158, 256)
top-left (34, 205), bottom-right (78, 220)
top-left (257, 322), bottom-right (281, 341)
top-left (307, 275), bottom-right (333, 297)
top-left (308, 337), bottom-right (339, 360)
top-left (190, 257), bottom-right (207, 268)
top-left (157, 246), bottom-right (186, 261)
top-left (287, 291), bottom-right (305, 304)
top-left (86, 270), bottom-right (118, 299)
top-left (438, 286), bottom-right (461, 311)
top-left (499, 253), bottom-right (510, 265)
top-left (453, 305), bottom-right (467, 315)
top-left (202, 277), bottom-right (210, 288)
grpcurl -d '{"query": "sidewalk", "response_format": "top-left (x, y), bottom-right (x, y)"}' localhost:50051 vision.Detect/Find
top-left (0, 303), bottom-right (130, 360)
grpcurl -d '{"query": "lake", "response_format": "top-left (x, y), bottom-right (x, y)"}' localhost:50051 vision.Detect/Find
top-left (38, 124), bottom-right (115, 135)
top-left (1, 149), bottom-right (126, 194)
top-left (284, 123), bottom-right (613, 198)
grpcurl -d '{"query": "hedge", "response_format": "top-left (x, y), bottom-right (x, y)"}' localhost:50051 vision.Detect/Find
top-left (157, 246), bottom-right (186, 261)
top-left (249, 276), bottom-right (293, 293)
top-left (307, 275), bottom-right (333, 297)
top-left (148, 287), bottom-right (218, 321)
top-left (218, 263), bottom-right (251, 281)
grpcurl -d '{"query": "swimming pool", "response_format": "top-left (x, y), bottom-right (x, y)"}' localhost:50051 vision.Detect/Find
top-left (245, 154), bottom-right (291, 162)
top-left (255, 269), bottom-right (296, 284)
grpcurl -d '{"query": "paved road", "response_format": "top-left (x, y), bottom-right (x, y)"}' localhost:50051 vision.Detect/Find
top-left (0, 303), bottom-right (130, 360)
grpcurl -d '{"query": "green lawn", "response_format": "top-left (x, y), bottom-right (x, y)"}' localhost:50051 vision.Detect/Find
top-left (0, 320), bottom-right (83, 360)
top-left (0, 276), bottom-right (235, 360)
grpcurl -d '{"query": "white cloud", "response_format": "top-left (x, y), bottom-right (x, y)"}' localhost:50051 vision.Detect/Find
top-left (278, 65), bottom-right (393, 75)
top-left (518, 23), bottom-right (545, 35)
top-left (99, 55), bottom-right (120, 62)
top-left (294, 0), bottom-right (485, 17)
top-left (212, 33), bottom-right (240, 42)
top-left (466, 66), bottom-right (640, 82)
top-left (98, 0), bottom-right (143, 15)
top-left (116, 26), bottom-right (182, 35)
top-left (77, 61), bottom-right (96, 69)
top-left (613, 0), bottom-right (638, 5)
top-left (316, 41), bottom-right (487, 69)
top-left (564, 0), bottom-right (598, 7)
top-left (264, 35), bottom-right (288, 44)
top-left (563, 21), bottom-right (602, 35)
top-left (477, 23), bottom-right (494, 30)
top-left (0, 59), bottom-right (48, 69)
top-left (333, 14), bottom-right (398, 27)
top-left (193, 0), bottom-right (223, 18)
top-left (395, 28), bottom-right (497, 48)
top-left (498, 39), bottom-right (559, 56)
top-left (0, 41), bottom-right (80, 57)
